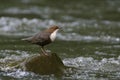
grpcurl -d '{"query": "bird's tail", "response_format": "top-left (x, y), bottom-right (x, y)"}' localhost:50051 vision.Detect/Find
top-left (21, 37), bottom-right (32, 42)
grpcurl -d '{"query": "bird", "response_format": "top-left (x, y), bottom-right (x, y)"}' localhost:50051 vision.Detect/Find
top-left (22, 25), bottom-right (60, 55)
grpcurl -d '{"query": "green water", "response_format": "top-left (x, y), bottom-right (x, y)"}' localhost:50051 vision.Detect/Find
top-left (0, 0), bottom-right (120, 80)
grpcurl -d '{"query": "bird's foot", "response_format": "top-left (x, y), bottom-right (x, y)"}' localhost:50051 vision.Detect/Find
top-left (40, 47), bottom-right (49, 56)
top-left (44, 53), bottom-right (49, 56)
top-left (40, 51), bottom-right (49, 56)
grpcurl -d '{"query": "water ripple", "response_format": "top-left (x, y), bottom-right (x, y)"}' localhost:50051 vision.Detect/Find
top-left (0, 17), bottom-right (119, 43)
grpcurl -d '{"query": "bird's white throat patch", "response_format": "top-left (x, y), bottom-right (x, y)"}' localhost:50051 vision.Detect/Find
top-left (50, 29), bottom-right (59, 41)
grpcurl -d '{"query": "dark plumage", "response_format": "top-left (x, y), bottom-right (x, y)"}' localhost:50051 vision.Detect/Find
top-left (22, 25), bottom-right (59, 55)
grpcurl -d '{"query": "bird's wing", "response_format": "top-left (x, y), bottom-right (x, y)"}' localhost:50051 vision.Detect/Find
top-left (31, 32), bottom-right (50, 43)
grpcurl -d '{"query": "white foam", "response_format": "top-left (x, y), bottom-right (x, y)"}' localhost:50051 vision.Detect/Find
top-left (0, 17), bottom-right (120, 43)
top-left (63, 56), bottom-right (120, 71)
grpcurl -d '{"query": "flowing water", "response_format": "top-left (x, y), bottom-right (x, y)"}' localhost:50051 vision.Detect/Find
top-left (0, 0), bottom-right (120, 80)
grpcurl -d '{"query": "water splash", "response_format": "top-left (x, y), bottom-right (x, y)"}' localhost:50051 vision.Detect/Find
top-left (0, 49), bottom-right (120, 79)
top-left (63, 56), bottom-right (120, 79)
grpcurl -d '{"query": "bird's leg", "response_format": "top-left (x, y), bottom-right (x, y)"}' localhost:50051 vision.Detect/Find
top-left (41, 46), bottom-right (47, 55)
top-left (41, 46), bottom-right (46, 53)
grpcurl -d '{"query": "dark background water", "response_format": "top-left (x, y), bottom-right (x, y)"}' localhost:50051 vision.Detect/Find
top-left (0, 0), bottom-right (120, 21)
top-left (0, 0), bottom-right (120, 80)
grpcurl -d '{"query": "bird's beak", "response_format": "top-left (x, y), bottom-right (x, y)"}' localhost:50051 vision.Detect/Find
top-left (59, 27), bottom-right (64, 32)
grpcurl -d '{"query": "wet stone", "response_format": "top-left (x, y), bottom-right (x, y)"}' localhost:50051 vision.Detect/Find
top-left (20, 53), bottom-right (65, 75)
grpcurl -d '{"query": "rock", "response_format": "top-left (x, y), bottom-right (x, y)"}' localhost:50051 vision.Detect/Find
top-left (21, 53), bottom-right (65, 75)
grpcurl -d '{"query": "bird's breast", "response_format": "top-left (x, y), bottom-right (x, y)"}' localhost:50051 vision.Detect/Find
top-left (50, 29), bottom-right (59, 42)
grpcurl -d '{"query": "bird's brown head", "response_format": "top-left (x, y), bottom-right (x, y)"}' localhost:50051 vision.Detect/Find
top-left (45, 25), bottom-right (59, 33)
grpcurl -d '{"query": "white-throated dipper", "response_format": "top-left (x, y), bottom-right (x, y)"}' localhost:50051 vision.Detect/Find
top-left (22, 25), bottom-right (60, 55)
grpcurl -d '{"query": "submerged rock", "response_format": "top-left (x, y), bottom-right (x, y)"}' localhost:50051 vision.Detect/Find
top-left (21, 53), bottom-right (65, 75)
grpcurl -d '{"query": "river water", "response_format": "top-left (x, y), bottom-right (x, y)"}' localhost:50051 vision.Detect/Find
top-left (0, 0), bottom-right (120, 80)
